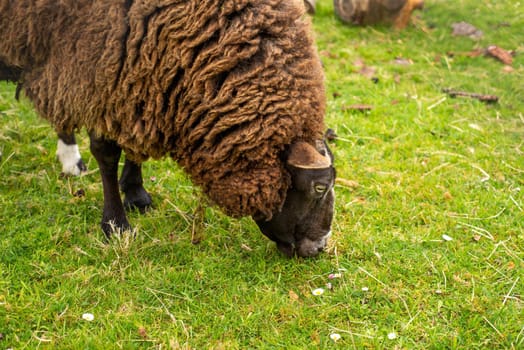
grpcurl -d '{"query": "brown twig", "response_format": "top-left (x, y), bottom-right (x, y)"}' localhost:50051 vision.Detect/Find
top-left (442, 88), bottom-right (499, 104)
top-left (342, 104), bottom-right (374, 112)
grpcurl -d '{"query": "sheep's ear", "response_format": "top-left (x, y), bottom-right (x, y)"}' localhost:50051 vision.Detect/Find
top-left (286, 141), bottom-right (331, 169)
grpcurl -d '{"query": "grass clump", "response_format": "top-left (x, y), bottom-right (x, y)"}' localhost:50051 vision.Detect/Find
top-left (1, 0), bottom-right (523, 348)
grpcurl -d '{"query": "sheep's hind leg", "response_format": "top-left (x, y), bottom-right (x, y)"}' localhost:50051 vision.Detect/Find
top-left (56, 132), bottom-right (87, 176)
top-left (120, 158), bottom-right (152, 212)
top-left (89, 132), bottom-right (131, 237)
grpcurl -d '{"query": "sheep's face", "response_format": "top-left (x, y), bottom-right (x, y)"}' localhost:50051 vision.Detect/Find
top-left (256, 141), bottom-right (335, 258)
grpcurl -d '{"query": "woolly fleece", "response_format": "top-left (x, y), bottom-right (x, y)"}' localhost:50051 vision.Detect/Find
top-left (0, 0), bottom-right (326, 219)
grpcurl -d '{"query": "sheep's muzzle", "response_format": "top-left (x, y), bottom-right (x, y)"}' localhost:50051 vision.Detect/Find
top-left (255, 141), bottom-right (335, 258)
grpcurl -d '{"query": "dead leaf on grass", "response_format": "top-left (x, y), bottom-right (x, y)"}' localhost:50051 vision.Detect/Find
top-left (393, 57), bottom-right (413, 65)
top-left (466, 48), bottom-right (485, 57)
top-left (486, 45), bottom-right (513, 65)
top-left (72, 189), bottom-right (85, 198)
top-left (138, 327), bottom-right (148, 339)
top-left (320, 50), bottom-right (337, 59)
top-left (359, 66), bottom-right (376, 78)
top-left (310, 330), bottom-right (320, 345)
top-left (354, 59), bottom-right (377, 78)
top-left (443, 191), bottom-right (453, 201)
top-left (336, 178), bottom-right (360, 189)
top-left (394, 74), bottom-right (401, 84)
top-left (353, 58), bottom-right (365, 69)
top-left (452, 21), bottom-right (483, 39)
top-left (347, 197), bottom-right (367, 205)
top-left (453, 274), bottom-right (470, 286)
top-left (289, 290), bottom-right (300, 301)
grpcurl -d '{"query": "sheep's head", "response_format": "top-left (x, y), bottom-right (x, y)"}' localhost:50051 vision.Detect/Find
top-left (255, 141), bottom-right (335, 258)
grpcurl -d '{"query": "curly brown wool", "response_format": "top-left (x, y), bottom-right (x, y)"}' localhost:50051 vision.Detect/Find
top-left (0, 0), bottom-right (325, 219)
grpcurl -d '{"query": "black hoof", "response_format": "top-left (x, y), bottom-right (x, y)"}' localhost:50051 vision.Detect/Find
top-left (101, 219), bottom-right (132, 239)
top-left (123, 187), bottom-right (152, 213)
top-left (77, 159), bottom-right (88, 172)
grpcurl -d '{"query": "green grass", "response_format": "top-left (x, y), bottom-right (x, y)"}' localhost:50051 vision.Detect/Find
top-left (1, 0), bottom-right (523, 348)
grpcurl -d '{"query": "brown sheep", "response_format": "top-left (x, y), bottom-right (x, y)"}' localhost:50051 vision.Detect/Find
top-left (0, 0), bottom-right (335, 257)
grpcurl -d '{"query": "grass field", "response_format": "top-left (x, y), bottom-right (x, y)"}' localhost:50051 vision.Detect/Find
top-left (1, 0), bottom-right (523, 348)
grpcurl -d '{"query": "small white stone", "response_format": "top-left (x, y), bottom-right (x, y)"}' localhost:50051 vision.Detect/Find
top-left (330, 333), bottom-right (341, 342)
top-left (82, 313), bottom-right (95, 321)
top-left (442, 234), bottom-right (453, 242)
top-left (387, 332), bottom-right (397, 340)
top-left (312, 288), bottom-right (325, 296)
top-left (362, 287), bottom-right (369, 292)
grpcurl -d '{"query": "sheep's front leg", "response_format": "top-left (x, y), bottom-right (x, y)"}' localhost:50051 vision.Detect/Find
top-left (89, 132), bottom-right (130, 237)
top-left (120, 158), bottom-right (152, 212)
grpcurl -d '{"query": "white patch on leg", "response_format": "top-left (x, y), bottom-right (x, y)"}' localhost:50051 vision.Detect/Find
top-left (56, 139), bottom-right (82, 175)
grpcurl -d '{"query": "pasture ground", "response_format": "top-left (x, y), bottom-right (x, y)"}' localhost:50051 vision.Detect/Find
top-left (1, 0), bottom-right (523, 348)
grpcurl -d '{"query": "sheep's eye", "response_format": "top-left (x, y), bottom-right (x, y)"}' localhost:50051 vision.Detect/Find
top-left (314, 184), bottom-right (327, 193)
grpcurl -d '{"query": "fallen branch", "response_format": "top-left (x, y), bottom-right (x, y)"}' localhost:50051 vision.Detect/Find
top-left (342, 104), bottom-right (374, 112)
top-left (442, 88), bottom-right (499, 104)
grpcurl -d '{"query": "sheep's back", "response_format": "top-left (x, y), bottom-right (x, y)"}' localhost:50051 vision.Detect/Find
top-left (23, 0), bottom-right (327, 218)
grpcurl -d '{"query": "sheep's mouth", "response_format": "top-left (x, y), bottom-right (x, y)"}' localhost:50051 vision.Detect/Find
top-left (295, 232), bottom-right (331, 258)
top-left (276, 237), bottom-right (328, 258)
top-left (256, 215), bottom-right (332, 258)
top-left (261, 228), bottom-right (329, 258)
